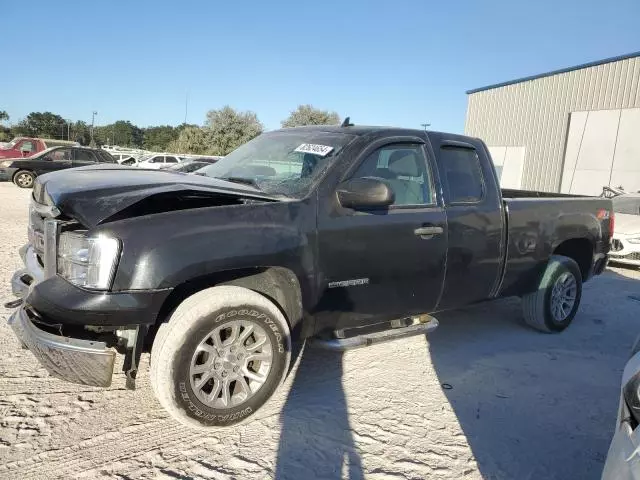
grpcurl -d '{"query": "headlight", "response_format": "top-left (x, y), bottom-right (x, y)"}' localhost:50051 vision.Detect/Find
top-left (624, 372), bottom-right (640, 428)
top-left (57, 231), bottom-right (120, 290)
top-left (0, 160), bottom-right (12, 167)
top-left (628, 237), bottom-right (640, 244)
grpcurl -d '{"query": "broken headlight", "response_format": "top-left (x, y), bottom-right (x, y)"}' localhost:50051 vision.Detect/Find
top-left (57, 231), bottom-right (120, 290)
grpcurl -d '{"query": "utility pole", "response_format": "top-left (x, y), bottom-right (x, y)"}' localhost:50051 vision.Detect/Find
top-left (90, 111), bottom-right (98, 146)
top-left (420, 123), bottom-right (431, 131)
top-left (184, 91), bottom-right (189, 125)
top-left (67, 120), bottom-right (71, 141)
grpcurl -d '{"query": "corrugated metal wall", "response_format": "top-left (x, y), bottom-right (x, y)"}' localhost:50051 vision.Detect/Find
top-left (465, 56), bottom-right (640, 191)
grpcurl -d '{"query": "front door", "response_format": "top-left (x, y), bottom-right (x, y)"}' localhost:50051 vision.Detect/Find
top-left (38, 148), bottom-right (72, 175)
top-left (72, 148), bottom-right (98, 167)
top-left (315, 141), bottom-right (448, 331)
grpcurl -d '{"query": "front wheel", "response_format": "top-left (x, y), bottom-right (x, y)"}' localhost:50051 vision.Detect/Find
top-left (150, 286), bottom-right (291, 429)
top-left (521, 255), bottom-right (583, 333)
top-left (13, 170), bottom-right (35, 188)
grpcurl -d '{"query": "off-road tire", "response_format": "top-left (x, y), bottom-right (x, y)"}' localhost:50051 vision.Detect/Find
top-left (150, 286), bottom-right (291, 429)
top-left (522, 255), bottom-right (583, 333)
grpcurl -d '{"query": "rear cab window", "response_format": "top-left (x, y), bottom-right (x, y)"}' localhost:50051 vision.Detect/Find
top-left (439, 146), bottom-right (485, 204)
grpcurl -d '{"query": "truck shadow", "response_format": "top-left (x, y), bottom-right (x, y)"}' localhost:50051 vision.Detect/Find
top-left (274, 342), bottom-right (364, 480)
top-left (427, 269), bottom-right (638, 480)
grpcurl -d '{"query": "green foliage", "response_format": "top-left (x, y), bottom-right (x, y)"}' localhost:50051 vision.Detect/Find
top-left (205, 106), bottom-right (263, 155)
top-left (167, 126), bottom-right (213, 154)
top-left (3, 107), bottom-right (265, 155)
top-left (281, 104), bottom-right (340, 128)
top-left (94, 121), bottom-right (144, 148)
top-left (143, 125), bottom-right (180, 151)
top-left (12, 111), bottom-right (67, 138)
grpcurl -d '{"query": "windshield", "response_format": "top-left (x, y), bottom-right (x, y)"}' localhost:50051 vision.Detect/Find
top-left (198, 130), bottom-right (355, 197)
top-left (0, 138), bottom-right (21, 150)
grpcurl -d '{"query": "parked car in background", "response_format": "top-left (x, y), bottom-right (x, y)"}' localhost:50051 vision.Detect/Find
top-left (136, 154), bottom-right (181, 169)
top-left (110, 154), bottom-right (138, 166)
top-left (0, 137), bottom-right (78, 159)
top-left (602, 337), bottom-right (640, 479)
top-left (607, 192), bottom-right (640, 268)
top-left (0, 146), bottom-right (115, 188)
top-left (166, 160), bottom-right (211, 173)
top-left (5, 124), bottom-right (612, 429)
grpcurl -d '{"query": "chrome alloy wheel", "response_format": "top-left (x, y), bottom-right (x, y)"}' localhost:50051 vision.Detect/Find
top-left (16, 173), bottom-right (33, 188)
top-left (550, 272), bottom-right (577, 322)
top-left (189, 320), bottom-right (273, 409)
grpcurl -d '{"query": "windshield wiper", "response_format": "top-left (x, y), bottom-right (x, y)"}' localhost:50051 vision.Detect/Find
top-left (217, 176), bottom-right (261, 189)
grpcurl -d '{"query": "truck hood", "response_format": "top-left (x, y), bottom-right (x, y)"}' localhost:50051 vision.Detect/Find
top-left (34, 165), bottom-right (284, 227)
top-left (614, 213), bottom-right (640, 236)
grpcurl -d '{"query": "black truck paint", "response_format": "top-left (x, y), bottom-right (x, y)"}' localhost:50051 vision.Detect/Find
top-left (9, 125), bottom-right (612, 383)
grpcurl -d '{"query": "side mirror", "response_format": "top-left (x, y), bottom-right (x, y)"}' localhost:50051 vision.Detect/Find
top-left (336, 177), bottom-right (395, 209)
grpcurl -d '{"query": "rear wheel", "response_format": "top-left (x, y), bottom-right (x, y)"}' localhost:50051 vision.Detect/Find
top-left (13, 170), bottom-right (35, 188)
top-left (150, 286), bottom-right (291, 429)
top-left (521, 255), bottom-right (582, 333)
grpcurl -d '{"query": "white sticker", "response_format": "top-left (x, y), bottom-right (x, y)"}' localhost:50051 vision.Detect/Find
top-left (294, 143), bottom-right (334, 157)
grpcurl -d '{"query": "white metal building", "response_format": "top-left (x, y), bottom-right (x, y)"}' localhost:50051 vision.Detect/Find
top-left (465, 52), bottom-right (640, 195)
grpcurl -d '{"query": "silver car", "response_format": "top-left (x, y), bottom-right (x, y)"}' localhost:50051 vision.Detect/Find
top-left (603, 339), bottom-right (640, 479)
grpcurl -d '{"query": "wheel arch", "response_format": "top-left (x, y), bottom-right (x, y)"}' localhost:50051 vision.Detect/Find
top-left (151, 266), bottom-right (304, 344)
top-left (552, 237), bottom-right (594, 281)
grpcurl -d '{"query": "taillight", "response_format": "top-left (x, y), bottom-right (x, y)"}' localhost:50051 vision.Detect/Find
top-left (610, 212), bottom-right (615, 237)
top-left (597, 209), bottom-right (614, 238)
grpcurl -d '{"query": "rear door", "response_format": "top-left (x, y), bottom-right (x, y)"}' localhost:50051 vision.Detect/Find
top-left (429, 134), bottom-right (504, 309)
top-left (316, 137), bottom-right (448, 329)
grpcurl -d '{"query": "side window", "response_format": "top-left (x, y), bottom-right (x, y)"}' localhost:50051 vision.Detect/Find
top-left (351, 144), bottom-right (434, 206)
top-left (165, 156), bottom-right (178, 163)
top-left (20, 141), bottom-right (35, 153)
top-left (149, 156), bottom-right (161, 163)
top-left (74, 150), bottom-right (96, 162)
top-left (439, 147), bottom-right (484, 204)
top-left (51, 148), bottom-right (72, 161)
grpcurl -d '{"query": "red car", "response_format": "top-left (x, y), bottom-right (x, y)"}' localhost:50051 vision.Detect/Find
top-left (0, 137), bottom-right (78, 159)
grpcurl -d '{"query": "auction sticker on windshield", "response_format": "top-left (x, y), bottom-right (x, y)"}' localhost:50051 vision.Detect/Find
top-left (294, 144), bottom-right (334, 157)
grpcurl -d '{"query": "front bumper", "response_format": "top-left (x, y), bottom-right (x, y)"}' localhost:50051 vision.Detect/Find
top-left (602, 400), bottom-right (640, 479)
top-left (8, 307), bottom-right (116, 387)
top-left (0, 167), bottom-right (18, 182)
top-left (610, 236), bottom-right (640, 267)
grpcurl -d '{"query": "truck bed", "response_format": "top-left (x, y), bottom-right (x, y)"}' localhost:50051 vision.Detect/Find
top-left (501, 188), bottom-right (588, 199)
top-left (498, 194), bottom-right (611, 297)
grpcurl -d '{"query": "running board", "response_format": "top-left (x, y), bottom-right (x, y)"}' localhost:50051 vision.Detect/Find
top-left (312, 315), bottom-right (439, 351)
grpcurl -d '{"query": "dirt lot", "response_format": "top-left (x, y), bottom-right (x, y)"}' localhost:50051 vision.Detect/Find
top-left (0, 182), bottom-right (638, 480)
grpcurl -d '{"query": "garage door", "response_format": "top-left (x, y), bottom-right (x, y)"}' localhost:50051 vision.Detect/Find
top-left (561, 108), bottom-right (640, 195)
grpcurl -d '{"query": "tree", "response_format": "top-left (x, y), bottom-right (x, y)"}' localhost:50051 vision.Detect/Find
top-left (205, 106), bottom-right (263, 155)
top-left (12, 111), bottom-right (67, 138)
top-left (94, 121), bottom-right (144, 148)
top-left (167, 126), bottom-right (213, 154)
top-left (143, 125), bottom-right (179, 151)
top-left (0, 111), bottom-right (9, 123)
top-left (281, 104), bottom-right (340, 128)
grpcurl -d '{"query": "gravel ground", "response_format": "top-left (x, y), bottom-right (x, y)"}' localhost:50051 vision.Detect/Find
top-left (0, 182), bottom-right (638, 480)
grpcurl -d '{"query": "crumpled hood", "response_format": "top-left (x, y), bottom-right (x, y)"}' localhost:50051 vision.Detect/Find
top-left (33, 165), bottom-right (280, 227)
top-left (614, 213), bottom-right (640, 237)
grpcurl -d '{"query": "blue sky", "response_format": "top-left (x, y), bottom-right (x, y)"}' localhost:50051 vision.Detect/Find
top-left (2, 0), bottom-right (639, 132)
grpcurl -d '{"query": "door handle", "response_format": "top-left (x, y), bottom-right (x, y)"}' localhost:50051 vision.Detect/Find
top-left (414, 226), bottom-right (443, 238)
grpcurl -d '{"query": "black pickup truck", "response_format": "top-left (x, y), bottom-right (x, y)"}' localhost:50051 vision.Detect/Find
top-left (6, 124), bottom-right (612, 429)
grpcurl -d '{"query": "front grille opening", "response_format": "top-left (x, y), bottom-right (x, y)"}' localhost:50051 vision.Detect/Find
top-left (19, 274), bottom-right (33, 286)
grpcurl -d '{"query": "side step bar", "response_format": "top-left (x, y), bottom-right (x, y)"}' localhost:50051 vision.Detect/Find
top-left (312, 315), bottom-right (439, 351)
